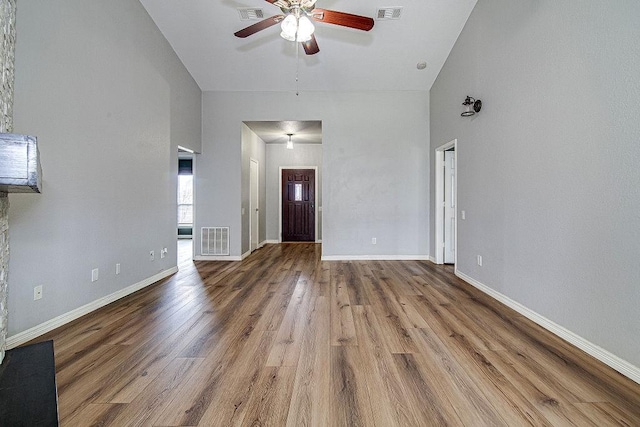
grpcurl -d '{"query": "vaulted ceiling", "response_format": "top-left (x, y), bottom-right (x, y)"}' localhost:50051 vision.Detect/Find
top-left (139, 0), bottom-right (477, 92)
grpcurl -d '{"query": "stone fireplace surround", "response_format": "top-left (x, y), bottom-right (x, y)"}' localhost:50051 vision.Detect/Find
top-left (0, 0), bottom-right (17, 365)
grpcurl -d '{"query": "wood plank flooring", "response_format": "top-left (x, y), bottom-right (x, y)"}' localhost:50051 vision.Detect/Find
top-left (30, 241), bottom-right (640, 426)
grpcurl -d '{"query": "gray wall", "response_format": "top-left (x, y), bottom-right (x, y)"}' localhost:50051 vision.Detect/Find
top-left (199, 91), bottom-right (430, 258)
top-left (241, 123), bottom-right (267, 254)
top-left (8, 0), bottom-right (201, 337)
top-left (266, 143), bottom-right (323, 242)
top-left (431, 0), bottom-right (640, 367)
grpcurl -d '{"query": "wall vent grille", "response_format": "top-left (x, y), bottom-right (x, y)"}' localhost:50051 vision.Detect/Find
top-left (202, 227), bottom-right (230, 256)
top-left (376, 7), bottom-right (402, 20)
top-left (238, 8), bottom-right (264, 20)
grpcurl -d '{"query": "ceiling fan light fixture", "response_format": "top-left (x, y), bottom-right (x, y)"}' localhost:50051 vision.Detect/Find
top-left (280, 14), bottom-right (314, 42)
top-left (297, 16), bottom-right (315, 41)
top-left (280, 14), bottom-right (298, 41)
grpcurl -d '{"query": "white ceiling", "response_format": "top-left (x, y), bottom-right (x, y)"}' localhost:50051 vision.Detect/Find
top-left (139, 0), bottom-right (477, 92)
top-left (244, 120), bottom-right (322, 144)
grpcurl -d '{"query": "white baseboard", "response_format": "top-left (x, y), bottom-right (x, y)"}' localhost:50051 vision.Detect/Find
top-left (455, 269), bottom-right (640, 385)
top-left (261, 240), bottom-right (322, 245)
top-left (193, 248), bottom-right (260, 262)
top-left (321, 255), bottom-right (431, 261)
top-left (429, 256), bottom-right (437, 263)
top-left (6, 267), bottom-right (178, 349)
top-left (193, 255), bottom-right (242, 261)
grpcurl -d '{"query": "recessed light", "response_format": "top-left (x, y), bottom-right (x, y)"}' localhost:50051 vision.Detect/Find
top-left (417, 61), bottom-right (427, 70)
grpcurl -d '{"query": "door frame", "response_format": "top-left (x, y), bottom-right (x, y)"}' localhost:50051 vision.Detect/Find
top-left (250, 158), bottom-right (259, 252)
top-left (278, 166), bottom-right (318, 243)
top-left (434, 139), bottom-right (457, 265)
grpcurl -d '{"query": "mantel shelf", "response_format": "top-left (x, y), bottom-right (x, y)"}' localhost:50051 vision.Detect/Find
top-left (0, 133), bottom-right (42, 193)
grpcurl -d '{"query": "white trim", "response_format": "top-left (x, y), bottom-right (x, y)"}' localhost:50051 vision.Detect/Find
top-left (434, 139), bottom-right (457, 265)
top-left (249, 158), bottom-right (259, 254)
top-left (177, 145), bottom-right (194, 154)
top-left (429, 256), bottom-right (437, 263)
top-left (197, 249), bottom-right (252, 262)
top-left (455, 269), bottom-right (640, 385)
top-left (263, 240), bottom-right (280, 245)
top-left (193, 255), bottom-right (242, 261)
top-left (182, 152), bottom-right (197, 261)
top-left (321, 255), bottom-right (430, 261)
top-left (279, 166), bottom-right (319, 243)
top-left (6, 267), bottom-right (178, 349)
top-left (191, 154), bottom-right (197, 260)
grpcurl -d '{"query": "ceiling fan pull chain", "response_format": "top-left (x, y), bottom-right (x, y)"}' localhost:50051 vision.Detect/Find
top-left (295, 27), bottom-right (300, 96)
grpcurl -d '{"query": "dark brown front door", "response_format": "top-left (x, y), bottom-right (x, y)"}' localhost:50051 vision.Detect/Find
top-left (282, 169), bottom-right (315, 242)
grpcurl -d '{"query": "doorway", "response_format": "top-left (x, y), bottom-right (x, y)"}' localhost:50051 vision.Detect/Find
top-left (250, 159), bottom-right (259, 252)
top-left (177, 153), bottom-right (194, 240)
top-left (280, 168), bottom-right (316, 242)
top-left (434, 140), bottom-right (457, 265)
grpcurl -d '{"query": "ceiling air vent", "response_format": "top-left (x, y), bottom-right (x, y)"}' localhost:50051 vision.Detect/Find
top-left (238, 8), bottom-right (265, 21)
top-left (376, 7), bottom-right (402, 20)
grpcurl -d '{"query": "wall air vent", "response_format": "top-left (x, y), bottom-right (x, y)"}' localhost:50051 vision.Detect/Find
top-left (376, 7), bottom-right (403, 20)
top-left (237, 8), bottom-right (265, 21)
top-left (202, 227), bottom-right (230, 256)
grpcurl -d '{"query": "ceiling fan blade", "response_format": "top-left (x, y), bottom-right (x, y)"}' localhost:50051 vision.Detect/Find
top-left (311, 8), bottom-right (374, 31)
top-left (234, 15), bottom-right (284, 38)
top-left (302, 34), bottom-right (319, 55)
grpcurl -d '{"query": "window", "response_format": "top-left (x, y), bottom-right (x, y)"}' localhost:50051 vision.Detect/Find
top-left (178, 158), bottom-right (193, 225)
top-left (178, 175), bottom-right (193, 224)
top-left (294, 183), bottom-right (302, 201)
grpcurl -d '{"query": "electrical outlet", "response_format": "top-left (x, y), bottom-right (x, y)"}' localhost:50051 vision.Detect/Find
top-left (371, 237), bottom-right (377, 245)
top-left (92, 268), bottom-right (99, 282)
top-left (116, 263), bottom-right (121, 275)
top-left (150, 250), bottom-right (155, 261)
top-left (477, 255), bottom-right (483, 266)
top-left (33, 285), bottom-right (43, 300)
top-left (161, 247), bottom-right (167, 258)
top-left (461, 210), bottom-right (466, 220)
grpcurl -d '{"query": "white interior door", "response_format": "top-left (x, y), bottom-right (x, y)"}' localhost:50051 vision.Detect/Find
top-left (250, 159), bottom-right (259, 252)
top-left (443, 150), bottom-right (455, 264)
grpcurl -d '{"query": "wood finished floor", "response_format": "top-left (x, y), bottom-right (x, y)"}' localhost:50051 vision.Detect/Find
top-left (32, 241), bottom-right (640, 426)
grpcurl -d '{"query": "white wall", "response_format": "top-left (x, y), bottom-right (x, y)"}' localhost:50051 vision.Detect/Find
top-left (241, 123), bottom-right (267, 254)
top-left (8, 0), bottom-right (201, 337)
top-left (199, 91), bottom-right (430, 259)
top-left (266, 143), bottom-right (323, 242)
top-left (431, 0), bottom-right (640, 368)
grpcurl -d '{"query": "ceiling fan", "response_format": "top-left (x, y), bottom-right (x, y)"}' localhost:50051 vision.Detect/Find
top-left (234, 0), bottom-right (374, 55)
